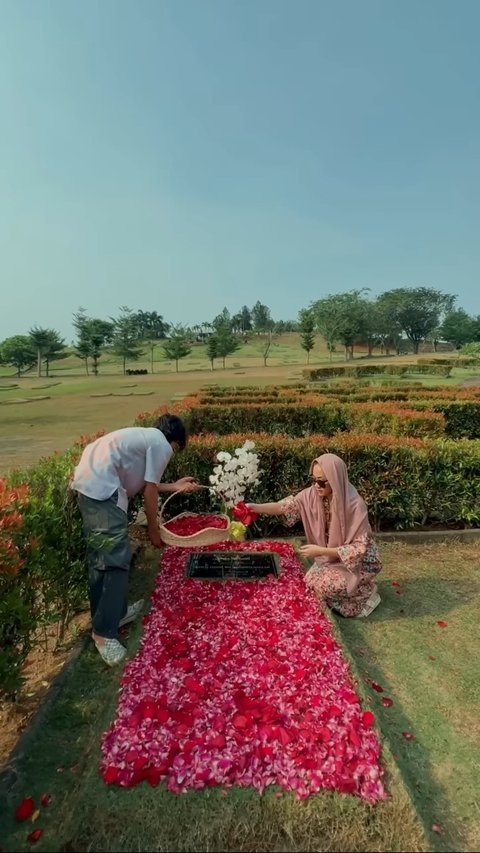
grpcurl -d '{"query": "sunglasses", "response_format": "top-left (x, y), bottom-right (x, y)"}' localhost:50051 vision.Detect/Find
top-left (310, 477), bottom-right (329, 488)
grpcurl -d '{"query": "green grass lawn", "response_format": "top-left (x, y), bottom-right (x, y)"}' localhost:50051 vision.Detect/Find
top-left (1, 539), bottom-right (479, 852)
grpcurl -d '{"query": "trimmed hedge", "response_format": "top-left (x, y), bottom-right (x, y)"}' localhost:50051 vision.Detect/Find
top-left (407, 400), bottom-right (480, 439)
top-left (303, 363), bottom-right (452, 380)
top-left (164, 432), bottom-right (480, 534)
top-left (139, 399), bottom-right (445, 438)
top-left (417, 357), bottom-right (478, 368)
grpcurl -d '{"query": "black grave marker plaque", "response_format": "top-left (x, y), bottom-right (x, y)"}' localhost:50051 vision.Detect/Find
top-left (186, 551), bottom-right (279, 580)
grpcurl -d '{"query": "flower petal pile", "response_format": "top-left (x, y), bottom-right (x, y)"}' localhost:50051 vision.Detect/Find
top-left (101, 535), bottom-right (385, 801)
top-left (163, 514), bottom-right (228, 535)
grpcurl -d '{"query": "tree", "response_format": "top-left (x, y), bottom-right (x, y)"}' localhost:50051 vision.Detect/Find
top-left (240, 305), bottom-right (252, 332)
top-left (145, 340), bottom-right (156, 374)
top-left (206, 336), bottom-right (218, 370)
top-left (377, 287), bottom-right (455, 354)
top-left (231, 313), bottom-right (243, 335)
top-left (43, 330), bottom-right (66, 377)
top-left (298, 309), bottom-right (316, 364)
top-left (29, 326), bottom-right (54, 378)
top-left (0, 335), bottom-right (36, 377)
top-left (162, 327), bottom-right (192, 372)
top-left (439, 309), bottom-right (479, 349)
top-left (73, 308), bottom-right (90, 375)
top-left (373, 296), bottom-right (403, 355)
top-left (130, 310), bottom-right (169, 340)
top-left (212, 307), bottom-right (232, 332)
top-left (310, 291), bottom-right (367, 360)
top-left (73, 309), bottom-right (114, 375)
top-left (460, 342), bottom-right (480, 360)
top-left (111, 307), bottom-right (144, 374)
top-left (251, 301), bottom-right (271, 333)
top-left (215, 324), bottom-right (239, 368)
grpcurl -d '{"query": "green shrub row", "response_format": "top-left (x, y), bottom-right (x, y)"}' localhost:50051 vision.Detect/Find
top-left (139, 400), bottom-right (445, 439)
top-left (164, 432), bottom-right (480, 534)
top-left (303, 363), bottom-right (452, 380)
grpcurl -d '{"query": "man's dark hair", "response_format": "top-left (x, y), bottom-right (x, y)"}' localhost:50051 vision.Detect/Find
top-left (154, 413), bottom-right (188, 450)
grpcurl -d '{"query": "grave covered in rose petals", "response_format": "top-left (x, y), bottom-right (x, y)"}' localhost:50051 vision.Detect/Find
top-left (101, 535), bottom-right (385, 802)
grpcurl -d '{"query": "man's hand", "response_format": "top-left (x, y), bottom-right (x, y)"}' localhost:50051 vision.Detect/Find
top-left (148, 526), bottom-right (163, 549)
top-left (299, 544), bottom-right (324, 559)
top-left (173, 476), bottom-right (202, 493)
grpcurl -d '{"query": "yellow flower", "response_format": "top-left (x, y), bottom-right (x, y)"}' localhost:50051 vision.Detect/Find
top-left (229, 521), bottom-right (247, 542)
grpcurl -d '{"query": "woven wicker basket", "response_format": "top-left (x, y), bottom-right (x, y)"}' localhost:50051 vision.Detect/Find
top-left (159, 490), bottom-right (231, 547)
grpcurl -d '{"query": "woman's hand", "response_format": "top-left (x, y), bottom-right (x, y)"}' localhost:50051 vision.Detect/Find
top-left (299, 544), bottom-right (325, 558)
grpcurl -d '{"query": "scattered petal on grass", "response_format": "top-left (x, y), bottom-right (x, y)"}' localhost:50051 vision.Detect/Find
top-left (392, 582), bottom-right (401, 588)
top-left (380, 697), bottom-right (394, 708)
top-left (432, 823), bottom-right (445, 835)
top-left (31, 810), bottom-right (41, 823)
top-left (428, 656), bottom-right (436, 661)
top-left (40, 794), bottom-right (52, 807)
top-left (437, 620), bottom-right (448, 629)
top-left (402, 732), bottom-right (417, 741)
top-left (15, 798), bottom-right (34, 822)
top-left (370, 682), bottom-right (384, 693)
top-left (27, 829), bottom-right (43, 844)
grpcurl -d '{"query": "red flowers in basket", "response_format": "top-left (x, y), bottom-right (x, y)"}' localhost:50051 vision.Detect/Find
top-left (164, 515), bottom-right (228, 536)
top-left (232, 501), bottom-right (258, 526)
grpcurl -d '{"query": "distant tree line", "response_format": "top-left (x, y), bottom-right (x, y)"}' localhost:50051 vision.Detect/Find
top-left (1, 290), bottom-right (479, 375)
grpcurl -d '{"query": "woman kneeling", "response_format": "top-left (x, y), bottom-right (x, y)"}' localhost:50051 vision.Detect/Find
top-left (248, 453), bottom-right (381, 618)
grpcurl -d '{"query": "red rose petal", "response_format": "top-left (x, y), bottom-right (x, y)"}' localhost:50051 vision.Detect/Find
top-left (40, 793), bottom-right (52, 807)
top-left (437, 620), bottom-right (448, 629)
top-left (146, 767), bottom-right (162, 787)
top-left (27, 829), bottom-right (43, 844)
top-left (402, 731), bottom-right (417, 741)
top-left (381, 697), bottom-right (394, 708)
top-left (432, 823), bottom-right (445, 835)
top-left (104, 766), bottom-right (119, 784)
top-left (362, 711), bottom-right (375, 728)
top-left (392, 582), bottom-right (401, 587)
top-left (370, 681), bottom-right (384, 693)
top-left (428, 656), bottom-right (436, 661)
top-left (15, 797), bottom-right (35, 822)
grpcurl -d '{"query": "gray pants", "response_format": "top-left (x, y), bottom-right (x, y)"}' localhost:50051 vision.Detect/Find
top-left (77, 491), bottom-right (131, 639)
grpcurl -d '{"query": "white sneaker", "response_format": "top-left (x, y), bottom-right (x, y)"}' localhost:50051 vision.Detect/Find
top-left (357, 590), bottom-right (381, 618)
top-left (119, 599), bottom-right (144, 628)
top-left (94, 638), bottom-right (127, 666)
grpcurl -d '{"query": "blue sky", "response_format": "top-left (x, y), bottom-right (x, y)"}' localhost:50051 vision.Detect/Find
top-left (1, 0), bottom-right (479, 341)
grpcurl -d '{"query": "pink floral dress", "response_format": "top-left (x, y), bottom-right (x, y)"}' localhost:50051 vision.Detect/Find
top-left (280, 495), bottom-right (382, 617)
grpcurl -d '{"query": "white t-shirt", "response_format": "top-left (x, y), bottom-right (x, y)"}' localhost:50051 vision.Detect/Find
top-left (72, 427), bottom-right (173, 511)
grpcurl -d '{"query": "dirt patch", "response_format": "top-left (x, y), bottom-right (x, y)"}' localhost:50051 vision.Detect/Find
top-left (0, 612), bottom-right (90, 768)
